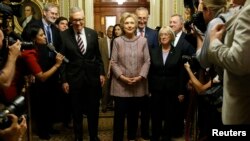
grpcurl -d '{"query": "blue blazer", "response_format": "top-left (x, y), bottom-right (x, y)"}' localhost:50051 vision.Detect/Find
top-left (144, 26), bottom-right (159, 49)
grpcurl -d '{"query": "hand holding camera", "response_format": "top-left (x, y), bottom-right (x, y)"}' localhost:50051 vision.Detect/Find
top-left (0, 114), bottom-right (27, 141)
top-left (8, 40), bottom-right (21, 60)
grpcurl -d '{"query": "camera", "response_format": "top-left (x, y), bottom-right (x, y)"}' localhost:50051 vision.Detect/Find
top-left (0, 96), bottom-right (26, 129)
top-left (8, 37), bottom-right (34, 50)
top-left (184, 11), bottom-right (207, 34)
top-left (182, 55), bottom-right (201, 72)
top-left (0, 1), bottom-right (33, 51)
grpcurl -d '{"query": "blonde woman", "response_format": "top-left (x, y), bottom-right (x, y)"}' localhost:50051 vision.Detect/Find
top-left (110, 12), bottom-right (150, 141)
top-left (148, 26), bottom-right (186, 141)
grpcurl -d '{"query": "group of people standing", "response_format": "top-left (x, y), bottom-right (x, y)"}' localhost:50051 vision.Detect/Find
top-left (97, 6), bottom-right (195, 141)
top-left (1, 0), bottom-right (250, 141)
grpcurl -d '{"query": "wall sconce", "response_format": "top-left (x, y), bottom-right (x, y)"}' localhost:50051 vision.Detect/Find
top-left (117, 0), bottom-right (125, 5)
top-left (101, 17), bottom-right (105, 25)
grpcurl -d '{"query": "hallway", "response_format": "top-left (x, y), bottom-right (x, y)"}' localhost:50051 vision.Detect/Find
top-left (29, 110), bottom-right (185, 141)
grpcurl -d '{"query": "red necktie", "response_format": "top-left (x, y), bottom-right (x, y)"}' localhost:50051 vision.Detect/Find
top-left (140, 30), bottom-right (144, 37)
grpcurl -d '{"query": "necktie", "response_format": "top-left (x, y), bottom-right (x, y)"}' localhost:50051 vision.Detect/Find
top-left (77, 32), bottom-right (85, 54)
top-left (140, 30), bottom-right (144, 37)
top-left (46, 25), bottom-right (52, 44)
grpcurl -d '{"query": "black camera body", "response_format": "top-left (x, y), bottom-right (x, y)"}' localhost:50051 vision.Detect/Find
top-left (8, 37), bottom-right (34, 50)
top-left (0, 0), bottom-right (33, 62)
top-left (184, 11), bottom-right (207, 34)
top-left (0, 96), bottom-right (26, 129)
top-left (182, 55), bottom-right (201, 72)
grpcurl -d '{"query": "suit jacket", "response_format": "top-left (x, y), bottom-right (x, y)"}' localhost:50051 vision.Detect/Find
top-left (28, 19), bottom-right (62, 51)
top-left (110, 36), bottom-right (150, 97)
top-left (144, 26), bottom-right (159, 49)
top-left (208, 0), bottom-right (250, 124)
top-left (22, 19), bottom-right (62, 83)
top-left (98, 37), bottom-right (110, 75)
top-left (175, 32), bottom-right (195, 56)
top-left (20, 16), bottom-right (37, 28)
top-left (148, 45), bottom-right (186, 95)
top-left (61, 27), bottom-right (104, 89)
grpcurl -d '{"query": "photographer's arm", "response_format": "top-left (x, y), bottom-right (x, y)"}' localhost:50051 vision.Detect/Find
top-left (0, 41), bottom-right (21, 88)
top-left (184, 62), bottom-right (211, 94)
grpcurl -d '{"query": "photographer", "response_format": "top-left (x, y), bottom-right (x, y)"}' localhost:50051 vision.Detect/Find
top-left (0, 114), bottom-right (26, 141)
top-left (0, 29), bottom-right (26, 141)
top-left (0, 2), bottom-right (27, 141)
top-left (208, 0), bottom-right (250, 125)
top-left (0, 22), bottom-right (27, 141)
top-left (0, 29), bottom-right (21, 88)
top-left (186, 0), bottom-right (232, 139)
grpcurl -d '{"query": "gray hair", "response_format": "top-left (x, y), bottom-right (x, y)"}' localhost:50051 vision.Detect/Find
top-left (171, 14), bottom-right (184, 24)
top-left (69, 7), bottom-right (84, 17)
top-left (43, 3), bottom-right (58, 11)
top-left (159, 26), bottom-right (175, 42)
top-left (135, 7), bottom-right (149, 15)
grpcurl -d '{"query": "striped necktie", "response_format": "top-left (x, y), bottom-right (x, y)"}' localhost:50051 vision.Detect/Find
top-left (77, 32), bottom-right (85, 54)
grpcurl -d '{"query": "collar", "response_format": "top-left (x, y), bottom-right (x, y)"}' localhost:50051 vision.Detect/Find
top-left (26, 15), bottom-right (32, 21)
top-left (137, 27), bottom-right (145, 33)
top-left (175, 31), bottom-right (182, 37)
top-left (42, 18), bottom-right (51, 27)
top-left (74, 28), bottom-right (85, 35)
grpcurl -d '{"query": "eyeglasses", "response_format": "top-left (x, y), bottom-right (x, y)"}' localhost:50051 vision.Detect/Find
top-left (71, 18), bottom-right (84, 23)
top-left (138, 17), bottom-right (148, 21)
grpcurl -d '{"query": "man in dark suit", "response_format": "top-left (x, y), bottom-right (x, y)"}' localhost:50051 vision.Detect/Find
top-left (170, 14), bottom-right (195, 56)
top-left (135, 7), bottom-right (159, 141)
top-left (61, 7), bottom-right (105, 141)
top-left (98, 25), bottom-right (114, 113)
top-left (23, 3), bottom-right (63, 140)
top-left (169, 14), bottom-right (195, 138)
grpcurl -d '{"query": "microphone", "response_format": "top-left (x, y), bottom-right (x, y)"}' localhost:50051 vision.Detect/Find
top-left (47, 43), bottom-right (69, 63)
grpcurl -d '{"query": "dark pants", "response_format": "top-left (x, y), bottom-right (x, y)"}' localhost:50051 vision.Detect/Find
top-left (140, 95), bottom-right (150, 139)
top-left (101, 77), bottom-right (113, 110)
top-left (70, 83), bottom-right (100, 140)
top-left (113, 97), bottom-right (143, 141)
top-left (151, 90), bottom-right (183, 141)
top-left (31, 81), bottom-right (58, 136)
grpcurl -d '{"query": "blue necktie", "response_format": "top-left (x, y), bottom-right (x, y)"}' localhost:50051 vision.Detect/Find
top-left (46, 25), bottom-right (52, 44)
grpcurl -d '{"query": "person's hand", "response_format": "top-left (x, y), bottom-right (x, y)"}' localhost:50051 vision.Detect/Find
top-left (62, 82), bottom-right (69, 94)
top-left (130, 76), bottom-right (143, 85)
top-left (178, 94), bottom-right (185, 103)
top-left (54, 53), bottom-right (65, 68)
top-left (119, 75), bottom-right (133, 85)
top-left (0, 114), bottom-right (27, 141)
top-left (18, 115), bottom-right (27, 140)
top-left (107, 69), bottom-right (111, 79)
top-left (8, 40), bottom-right (21, 60)
top-left (100, 75), bottom-right (105, 87)
top-left (210, 23), bottom-right (225, 42)
top-left (184, 62), bottom-right (190, 69)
